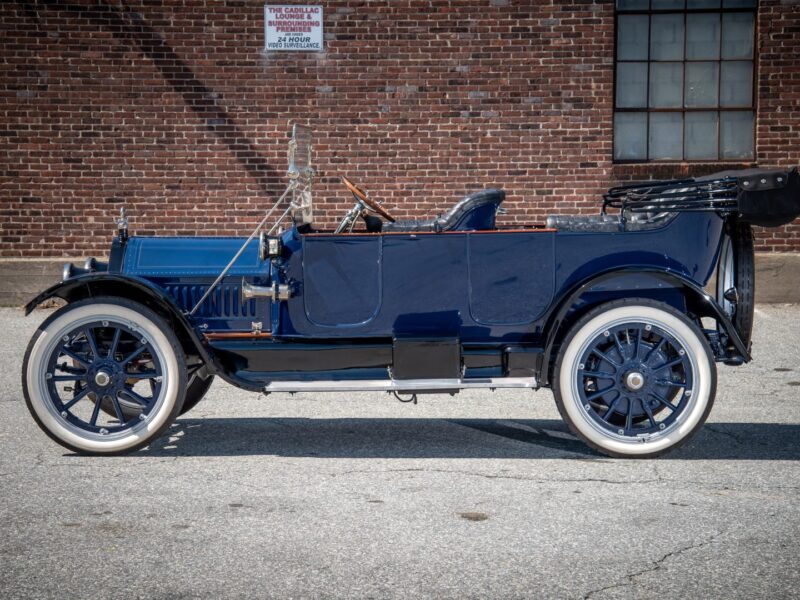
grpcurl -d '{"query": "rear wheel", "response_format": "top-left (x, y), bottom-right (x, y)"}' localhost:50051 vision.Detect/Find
top-left (716, 221), bottom-right (755, 349)
top-left (553, 299), bottom-right (716, 458)
top-left (22, 297), bottom-right (187, 455)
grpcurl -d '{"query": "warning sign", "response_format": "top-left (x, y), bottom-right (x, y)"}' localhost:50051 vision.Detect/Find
top-left (264, 5), bottom-right (323, 52)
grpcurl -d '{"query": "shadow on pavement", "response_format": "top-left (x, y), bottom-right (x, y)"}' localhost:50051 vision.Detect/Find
top-left (134, 418), bottom-right (800, 460)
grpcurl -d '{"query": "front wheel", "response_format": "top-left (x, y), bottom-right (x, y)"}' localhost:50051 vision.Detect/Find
top-left (22, 297), bottom-right (187, 455)
top-left (99, 367), bottom-right (213, 421)
top-left (553, 299), bottom-right (716, 458)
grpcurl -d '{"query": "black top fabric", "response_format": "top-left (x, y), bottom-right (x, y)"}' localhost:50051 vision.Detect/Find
top-left (734, 167), bottom-right (800, 227)
top-left (548, 166), bottom-right (800, 232)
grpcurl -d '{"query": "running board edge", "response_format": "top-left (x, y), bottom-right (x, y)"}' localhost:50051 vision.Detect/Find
top-left (262, 377), bottom-right (538, 394)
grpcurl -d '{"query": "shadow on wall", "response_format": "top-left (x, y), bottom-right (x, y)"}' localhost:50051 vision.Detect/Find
top-left (23, 0), bottom-right (279, 196)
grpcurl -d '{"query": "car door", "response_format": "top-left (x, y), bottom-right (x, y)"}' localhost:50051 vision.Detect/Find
top-left (301, 234), bottom-right (383, 327)
top-left (467, 231), bottom-right (555, 324)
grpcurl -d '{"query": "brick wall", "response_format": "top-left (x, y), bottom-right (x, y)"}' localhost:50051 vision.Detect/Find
top-left (1, 0), bottom-right (798, 258)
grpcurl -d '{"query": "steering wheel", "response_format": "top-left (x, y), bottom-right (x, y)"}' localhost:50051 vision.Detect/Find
top-left (341, 176), bottom-right (396, 222)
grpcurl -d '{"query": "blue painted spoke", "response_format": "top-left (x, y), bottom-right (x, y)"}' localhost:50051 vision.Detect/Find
top-left (110, 396), bottom-right (127, 424)
top-left (577, 325), bottom-right (692, 438)
top-left (580, 370), bottom-right (615, 379)
top-left (62, 387), bottom-right (90, 411)
top-left (644, 337), bottom-right (667, 364)
top-left (655, 378), bottom-right (685, 388)
top-left (119, 389), bottom-right (149, 407)
top-left (592, 348), bottom-right (621, 368)
top-left (84, 328), bottom-right (100, 360)
top-left (44, 322), bottom-right (166, 434)
top-left (60, 347), bottom-right (90, 369)
top-left (52, 374), bottom-right (86, 382)
top-left (119, 345), bottom-right (147, 366)
top-left (89, 397), bottom-right (102, 427)
top-left (108, 328), bottom-right (122, 359)
top-left (651, 356), bottom-right (686, 372)
top-left (641, 400), bottom-right (657, 428)
top-left (649, 392), bottom-right (677, 412)
top-left (586, 386), bottom-right (617, 402)
top-left (602, 395), bottom-right (623, 420)
top-left (124, 371), bottom-right (159, 380)
top-left (611, 331), bottom-right (627, 360)
top-left (625, 398), bottom-right (635, 431)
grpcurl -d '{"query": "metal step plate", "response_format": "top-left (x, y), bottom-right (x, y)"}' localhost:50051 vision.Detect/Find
top-left (263, 377), bottom-right (538, 394)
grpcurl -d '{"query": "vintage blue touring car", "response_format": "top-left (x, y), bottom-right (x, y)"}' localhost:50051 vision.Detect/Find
top-left (21, 126), bottom-right (800, 457)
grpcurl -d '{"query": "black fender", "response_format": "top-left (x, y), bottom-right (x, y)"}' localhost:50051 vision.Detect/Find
top-left (538, 267), bottom-right (751, 386)
top-left (24, 273), bottom-right (263, 392)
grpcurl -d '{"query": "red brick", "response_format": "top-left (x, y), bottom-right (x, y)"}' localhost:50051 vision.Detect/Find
top-left (0, 0), bottom-right (797, 257)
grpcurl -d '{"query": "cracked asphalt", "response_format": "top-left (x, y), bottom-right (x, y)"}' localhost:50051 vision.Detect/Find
top-left (1, 305), bottom-right (799, 599)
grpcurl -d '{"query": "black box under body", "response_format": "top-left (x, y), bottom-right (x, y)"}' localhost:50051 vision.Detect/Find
top-left (392, 337), bottom-right (462, 380)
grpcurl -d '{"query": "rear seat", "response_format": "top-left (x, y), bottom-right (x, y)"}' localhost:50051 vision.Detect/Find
top-left (546, 212), bottom-right (677, 232)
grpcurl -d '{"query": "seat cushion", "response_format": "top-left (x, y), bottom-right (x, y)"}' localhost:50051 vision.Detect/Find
top-left (381, 218), bottom-right (438, 232)
top-left (384, 189), bottom-right (505, 233)
top-left (545, 214), bottom-right (620, 232)
top-left (546, 212), bottom-right (677, 232)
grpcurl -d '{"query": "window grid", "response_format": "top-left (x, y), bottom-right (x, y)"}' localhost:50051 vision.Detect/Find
top-left (613, 1), bottom-right (757, 163)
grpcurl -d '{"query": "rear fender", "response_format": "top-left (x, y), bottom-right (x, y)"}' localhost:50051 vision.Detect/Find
top-left (539, 268), bottom-right (750, 386)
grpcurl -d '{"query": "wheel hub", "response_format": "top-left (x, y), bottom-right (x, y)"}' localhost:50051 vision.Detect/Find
top-left (86, 360), bottom-right (125, 395)
top-left (625, 371), bottom-right (645, 391)
top-left (94, 370), bottom-right (111, 387)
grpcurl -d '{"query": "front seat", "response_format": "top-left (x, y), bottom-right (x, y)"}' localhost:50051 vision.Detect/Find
top-left (384, 189), bottom-right (505, 233)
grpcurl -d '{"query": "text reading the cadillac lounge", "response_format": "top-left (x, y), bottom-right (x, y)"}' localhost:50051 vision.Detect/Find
top-left (265, 5), bottom-right (323, 51)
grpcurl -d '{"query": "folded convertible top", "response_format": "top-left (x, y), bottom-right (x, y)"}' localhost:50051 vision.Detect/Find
top-left (604, 167), bottom-right (800, 227)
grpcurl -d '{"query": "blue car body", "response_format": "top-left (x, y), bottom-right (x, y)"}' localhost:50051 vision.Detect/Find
top-left (26, 209), bottom-right (745, 392)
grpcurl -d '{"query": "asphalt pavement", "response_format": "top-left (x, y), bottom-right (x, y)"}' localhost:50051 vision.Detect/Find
top-left (1, 305), bottom-right (798, 599)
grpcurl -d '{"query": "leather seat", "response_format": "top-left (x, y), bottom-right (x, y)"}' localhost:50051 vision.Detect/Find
top-left (384, 189), bottom-right (505, 232)
top-left (545, 214), bottom-right (620, 232)
top-left (545, 211), bottom-right (677, 232)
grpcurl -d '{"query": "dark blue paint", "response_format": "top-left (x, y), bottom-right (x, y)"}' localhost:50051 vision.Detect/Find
top-left (302, 235), bottom-right (381, 326)
top-left (113, 212), bottom-right (724, 344)
top-left (468, 232), bottom-right (554, 324)
top-left (123, 236), bottom-right (264, 277)
top-left (276, 212), bottom-right (723, 343)
top-left (122, 237), bottom-right (271, 332)
top-left (32, 209), bottom-right (737, 387)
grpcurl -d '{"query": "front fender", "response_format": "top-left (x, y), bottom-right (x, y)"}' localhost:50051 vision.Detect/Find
top-left (24, 273), bottom-right (265, 392)
top-left (539, 267), bottom-right (751, 386)
top-left (28, 273), bottom-right (170, 315)
top-left (24, 272), bottom-right (211, 360)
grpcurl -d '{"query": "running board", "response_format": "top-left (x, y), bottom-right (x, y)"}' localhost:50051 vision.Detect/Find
top-left (263, 377), bottom-right (538, 394)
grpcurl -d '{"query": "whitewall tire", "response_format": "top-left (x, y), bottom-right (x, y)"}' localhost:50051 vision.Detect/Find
top-left (22, 297), bottom-right (187, 455)
top-left (553, 299), bottom-right (716, 458)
